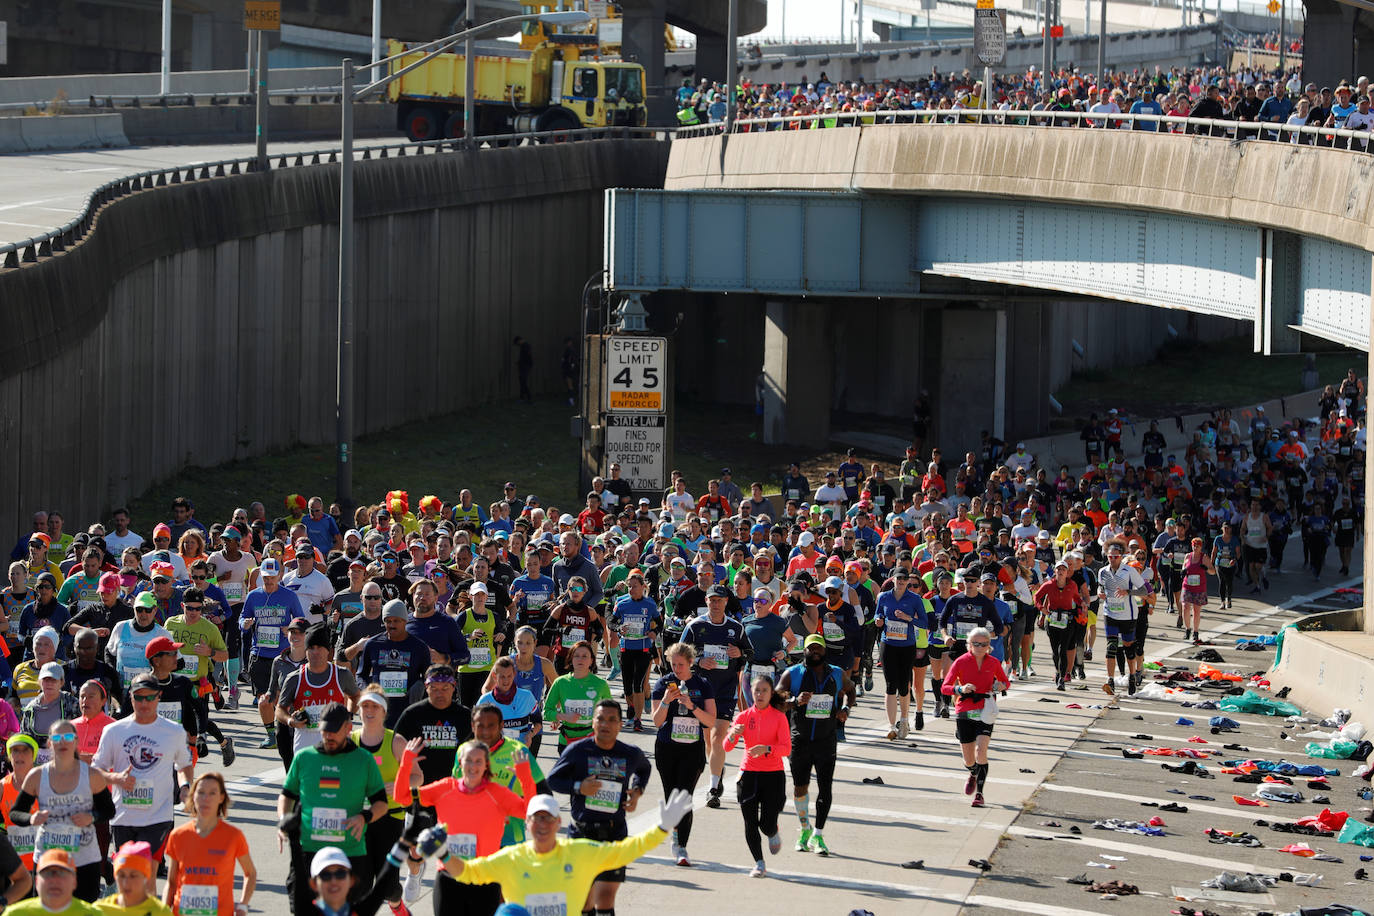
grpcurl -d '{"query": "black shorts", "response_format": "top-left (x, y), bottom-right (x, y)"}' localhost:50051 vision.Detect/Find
top-left (620, 648), bottom-right (655, 694)
top-left (249, 655), bottom-right (275, 695)
top-left (924, 642), bottom-right (945, 660)
top-left (1015, 603), bottom-right (1038, 627)
top-left (571, 820), bottom-right (628, 883)
top-left (789, 735), bottom-right (838, 787)
top-left (533, 627), bottom-right (555, 648)
top-left (955, 715), bottom-right (994, 743)
top-left (1243, 545), bottom-right (1267, 564)
top-left (113, 821), bottom-right (174, 860)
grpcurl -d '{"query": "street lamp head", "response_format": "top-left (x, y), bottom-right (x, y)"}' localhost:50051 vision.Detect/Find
top-left (537, 11), bottom-right (592, 26)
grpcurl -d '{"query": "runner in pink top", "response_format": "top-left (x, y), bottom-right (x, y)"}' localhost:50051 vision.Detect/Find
top-left (724, 674), bottom-right (792, 877)
top-left (941, 627), bottom-right (1008, 809)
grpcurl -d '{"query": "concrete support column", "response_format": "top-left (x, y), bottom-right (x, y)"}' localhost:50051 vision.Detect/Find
top-left (694, 32), bottom-right (728, 86)
top-left (937, 307), bottom-right (1001, 458)
top-left (620, 0), bottom-right (672, 125)
top-left (762, 299), bottom-right (832, 448)
top-left (1302, 0), bottom-right (1374, 92)
top-left (1263, 230), bottom-right (1303, 356)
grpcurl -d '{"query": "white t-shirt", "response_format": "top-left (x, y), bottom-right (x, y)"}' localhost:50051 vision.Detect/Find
top-left (103, 531), bottom-right (144, 557)
top-left (1010, 523), bottom-right (1042, 543)
top-left (92, 715), bottom-right (191, 826)
top-left (665, 492), bottom-right (695, 522)
top-left (813, 484), bottom-right (847, 506)
top-left (282, 569), bottom-right (335, 621)
top-left (209, 550), bottom-right (256, 604)
top-left (107, 620), bottom-right (173, 688)
top-left (1006, 451), bottom-right (1035, 472)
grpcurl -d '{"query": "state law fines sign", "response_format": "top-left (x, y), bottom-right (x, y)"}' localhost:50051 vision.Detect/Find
top-left (605, 336), bottom-right (665, 412)
top-left (605, 415), bottom-right (666, 490)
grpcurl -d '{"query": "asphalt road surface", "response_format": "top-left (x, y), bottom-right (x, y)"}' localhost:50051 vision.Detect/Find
top-left (148, 553), bottom-right (1365, 916)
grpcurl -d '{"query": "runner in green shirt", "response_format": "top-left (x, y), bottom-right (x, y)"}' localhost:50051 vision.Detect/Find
top-left (541, 642), bottom-right (611, 750)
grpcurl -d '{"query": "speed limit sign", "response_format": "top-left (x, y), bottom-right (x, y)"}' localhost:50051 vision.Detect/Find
top-left (605, 336), bottom-right (665, 412)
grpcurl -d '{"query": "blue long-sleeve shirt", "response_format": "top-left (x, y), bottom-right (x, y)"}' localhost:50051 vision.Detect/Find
top-left (552, 554), bottom-right (604, 607)
top-left (546, 736), bottom-right (651, 835)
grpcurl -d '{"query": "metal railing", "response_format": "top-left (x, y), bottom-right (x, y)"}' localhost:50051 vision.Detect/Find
top-left (676, 107), bottom-right (1374, 149)
top-left (0, 126), bottom-right (669, 270)
top-left (0, 86), bottom-right (352, 115)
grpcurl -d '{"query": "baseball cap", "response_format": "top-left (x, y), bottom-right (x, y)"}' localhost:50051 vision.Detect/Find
top-left (152, 523), bottom-right (172, 539)
top-left (133, 592), bottom-right (157, 610)
top-left (129, 672), bottom-right (161, 693)
top-left (349, 559), bottom-right (366, 570)
top-left (28, 532), bottom-right (50, 547)
top-left (558, 514), bottom-right (576, 526)
top-left (39, 661), bottom-right (64, 681)
top-left (149, 561), bottom-right (175, 581)
top-left (260, 557), bottom-right (282, 577)
top-left (318, 702), bottom-right (352, 732)
top-left (469, 582), bottom-right (489, 596)
top-left (287, 617), bottom-right (313, 632)
top-left (145, 635), bottom-right (184, 658)
top-left (526, 794), bottom-right (561, 818)
top-left (707, 584), bottom-right (731, 598)
top-left (797, 531), bottom-right (815, 547)
top-left (221, 526), bottom-right (243, 540)
top-left (803, 633), bottom-right (826, 650)
top-left (310, 847), bottom-right (352, 878)
top-left (979, 572), bottom-right (997, 583)
top-left (113, 841), bottom-right (154, 878)
top-left (822, 575), bottom-right (844, 592)
top-left (382, 599), bottom-right (408, 619)
top-left (98, 572), bottom-right (121, 593)
top-left (36, 849), bottom-right (77, 874)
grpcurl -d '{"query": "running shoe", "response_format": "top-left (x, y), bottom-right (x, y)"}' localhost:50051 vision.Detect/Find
top-left (768, 832), bottom-right (782, 855)
top-left (855, 683), bottom-right (865, 698)
top-left (226, 689), bottom-right (239, 712)
top-left (914, 711), bottom-right (925, 731)
top-left (810, 831), bottom-right (830, 856)
top-left (631, 718), bottom-right (644, 734)
top-left (1056, 677), bottom-right (1066, 692)
top-left (971, 792), bottom-right (985, 808)
top-left (795, 827), bottom-right (813, 852)
top-left (1102, 680), bottom-right (1115, 696)
top-left (608, 666), bottom-right (621, 682)
top-left (675, 847), bottom-right (692, 867)
top-left (257, 734), bottom-right (276, 750)
top-left (1027, 666), bottom-right (1036, 677)
top-left (706, 785), bottom-right (723, 809)
top-left (864, 674), bottom-right (874, 693)
top-left (886, 725), bottom-right (898, 741)
top-left (221, 737), bottom-right (236, 767)
top-left (1126, 674), bottom-right (1137, 697)
top-left (897, 719), bottom-right (909, 740)
top-left (197, 739), bottom-right (209, 759)
top-left (964, 772), bottom-right (977, 795)
top-left (749, 862), bottom-right (766, 878)
top-left (402, 862), bottom-right (425, 903)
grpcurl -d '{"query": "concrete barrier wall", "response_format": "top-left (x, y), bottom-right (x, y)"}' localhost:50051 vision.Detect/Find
top-left (120, 102), bottom-right (394, 145)
top-left (0, 139), bottom-right (670, 543)
top-left (667, 124), bottom-right (1374, 253)
top-left (0, 114), bottom-right (129, 152)
top-left (0, 67), bottom-right (342, 106)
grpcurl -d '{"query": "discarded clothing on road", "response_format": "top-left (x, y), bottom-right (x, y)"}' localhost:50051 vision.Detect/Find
top-left (1205, 828), bottom-right (1263, 847)
top-left (1092, 818), bottom-right (1166, 837)
top-left (1199, 871), bottom-right (1276, 893)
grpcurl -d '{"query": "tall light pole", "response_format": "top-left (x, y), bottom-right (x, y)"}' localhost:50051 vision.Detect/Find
top-left (1097, 0), bottom-right (1106, 86)
top-left (160, 0), bottom-right (172, 95)
top-left (372, 0), bottom-right (384, 78)
top-left (464, 0), bottom-right (476, 146)
top-left (725, 0), bottom-right (738, 131)
top-left (856, 0), bottom-right (864, 53)
top-left (334, 9), bottom-right (592, 511)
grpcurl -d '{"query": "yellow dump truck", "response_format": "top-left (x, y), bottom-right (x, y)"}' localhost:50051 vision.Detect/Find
top-left (385, 37), bottom-right (647, 140)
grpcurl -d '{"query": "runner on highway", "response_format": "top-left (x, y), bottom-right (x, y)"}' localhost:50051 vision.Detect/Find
top-left (92, 672), bottom-right (194, 881)
top-left (1180, 537), bottom-right (1216, 644)
top-left (350, 686), bottom-right (406, 912)
top-left (240, 557), bottom-right (306, 750)
top-left (162, 773), bottom-right (258, 916)
top-left (164, 588), bottom-right (234, 765)
top-left (607, 572), bottom-right (660, 732)
top-left (1096, 544), bottom-right (1149, 696)
top-left (1, 734), bottom-right (40, 871)
top-left (492, 626), bottom-right (555, 756)
top-left (276, 625), bottom-right (361, 754)
top-left (648, 643), bottom-right (716, 867)
top-left (394, 735), bottom-right (534, 915)
top-left (1035, 560), bottom-right (1086, 690)
top-left (96, 840), bottom-right (171, 916)
top-left (106, 595), bottom-right (171, 710)
top-left (542, 641), bottom-right (611, 752)
top-left (546, 699), bottom-right (652, 916)
top-left (681, 584), bottom-right (750, 808)
top-left (353, 600), bottom-right (430, 729)
top-left (941, 627), bottom-right (1008, 809)
top-left (264, 619), bottom-right (311, 766)
top-left (778, 635), bottom-right (847, 856)
top-left (474, 657), bottom-right (539, 746)
top-left (724, 674), bottom-right (791, 877)
top-left (875, 571), bottom-right (927, 740)
top-left (465, 703), bottom-right (549, 848)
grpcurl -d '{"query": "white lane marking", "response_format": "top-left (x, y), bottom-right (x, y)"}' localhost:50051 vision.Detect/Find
top-left (1036, 780), bottom-right (1279, 824)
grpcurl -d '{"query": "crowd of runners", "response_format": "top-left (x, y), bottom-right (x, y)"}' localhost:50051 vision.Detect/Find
top-left (0, 367), bottom-right (1364, 915)
top-left (675, 63), bottom-right (1374, 147)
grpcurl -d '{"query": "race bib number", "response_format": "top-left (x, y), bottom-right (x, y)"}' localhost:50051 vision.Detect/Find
top-left (125, 778), bottom-right (155, 808)
top-left (564, 699), bottom-right (593, 724)
top-left (525, 893), bottom-right (567, 916)
top-left (702, 644), bottom-right (729, 666)
top-left (257, 627), bottom-right (281, 649)
top-left (620, 619), bottom-right (645, 639)
top-left (467, 647), bottom-right (491, 668)
top-left (1341, 519), bottom-right (1354, 529)
top-left (806, 694), bottom-right (834, 719)
top-left (527, 593), bottom-right (548, 609)
top-left (844, 476), bottom-right (857, 488)
top-left (586, 779), bottom-right (622, 813)
top-left (1047, 612), bottom-right (1069, 629)
top-left (122, 665), bottom-right (151, 688)
top-left (822, 621), bottom-right (843, 641)
top-left (953, 620), bottom-right (976, 637)
top-left (302, 704), bottom-right (328, 729)
top-left (562, 628), bottom-right (585, 648)
top-left (180, 885), bottom-right (219, 916)
top-left (158, 702), bottom-right (183, 724)
top-left (40, 824), bottom-right (83, 854)
top-left (1186, 575), bottom-right (1201, 587)
top-left (1218, 556), bottom-right (1234, 568)
top-left (1104, 597), bottom-right (1127, 618)
top-left (379, 670), bottom-right (409, 698)
top-left (6, 617), bottom-right (17, 637)
top-left (8, 824), bottom-right (33, 856)
top-left (221, 582), bottom-right (245, 602)
top-left (884, 619), bottom-right (909, 642)
top-left (671, 716), bottom-right (700, 744)
top-left (749, 664), bottom-right (775, 685)
top-left (78, 589), bottom-right (100, 609)
top-left (446, 832), bottom-right (478, 860)
top-left (310, 807), bottom-right (348, 844)
top-left (502, 727), bottom-right (523, 742)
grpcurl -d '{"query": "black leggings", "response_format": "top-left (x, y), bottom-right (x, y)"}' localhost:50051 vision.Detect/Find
top-left (74, 862), bottom-right (102, 903)
top-left (1046, 623), bottom-right (1080, 677)
top-left (433, 871), bottom-right (501, 916)
top-left (276, 721), bottom-right (293, 771)
top-left (1217, 566), bottom-right (1236, 601)
top-left (861, 623), bottom-right (880, 675)
top-left (736, 769), bottom-right (786, 862)
top-left (622, 648), bottom-right (655, 701)
top-left (655, 740), bottom-right (706, 847)
top-left (459, 672), bottom-right (487, 709)
top-left (881, 643), bottom-right (916, 696)
top-left (790, 738), bottom-right (836, 830)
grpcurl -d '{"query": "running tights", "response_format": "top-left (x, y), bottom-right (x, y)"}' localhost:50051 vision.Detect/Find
top-left (881, 643), bottom-right (915, 696)
top-left (737, 770), bottom-right (786, 861)
top-left (433, 872), bottom-right (500, 916)
top-left (966, 762), bottom-right (990, 793)
top-left (655, 741), bottom-right (706, 847)
top-left (1046, 625), bottom-right (1078, 678)
top-left (1218, 567), bottom-right (1236, 602)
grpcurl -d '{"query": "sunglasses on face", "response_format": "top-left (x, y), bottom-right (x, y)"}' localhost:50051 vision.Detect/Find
top-left (317, 868), bottom-right (350, 882)
top-left (569, 587), bottom-right (585, 593)
top-left (132, 693), bottom-right (160, 702)
top-left (970, 641), bottom-right (990, 647)
top-left (49, 732), bottom-right (78, 744)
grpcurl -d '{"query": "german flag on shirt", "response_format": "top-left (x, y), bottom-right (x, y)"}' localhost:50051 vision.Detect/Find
top-left (319, 777), bottom-right (341, 790)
